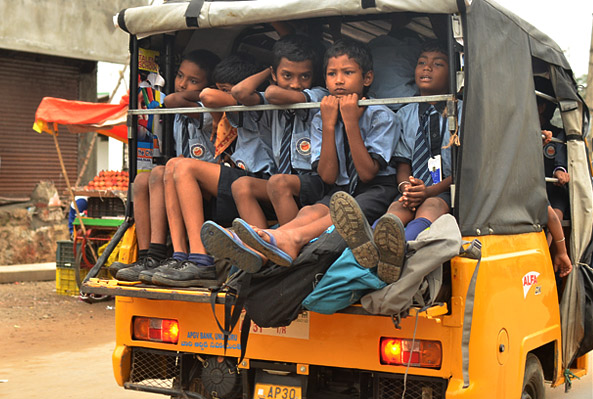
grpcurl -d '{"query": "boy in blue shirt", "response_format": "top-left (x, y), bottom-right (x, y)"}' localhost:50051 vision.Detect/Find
top-left (148, 54), bottom-right (276, 286)
top-left (330, 40), bottom-right (461, 284)
top-left (230, 34), bottom-right (328, 227)
top-left (202, 39), bottom-right (399, 273)
top-left (113, 50), bottom-right (220, 281)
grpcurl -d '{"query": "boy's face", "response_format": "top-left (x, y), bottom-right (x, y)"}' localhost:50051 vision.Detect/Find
top-left (271, 58), bottom-right (314, 91)
top-left (175, 60), bottom-right (209, 93)
top-left (415, 51), bottom-right (449, 96)
top-left (215, 82), bottom-right (233, 93)
top-left (325, 54), bottom-right (373, 98)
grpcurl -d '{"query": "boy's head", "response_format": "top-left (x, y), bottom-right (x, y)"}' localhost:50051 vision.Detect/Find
top-left (212, 53), bottom-right (260, 93)
top-left (324, 38), bottom-right (374, 98)
top-left (175, 50), bottom-right (221, 93)
top-left (271, 34), bottom-right (319, 91)
top-left (415, 40), bottom-right (449, 96)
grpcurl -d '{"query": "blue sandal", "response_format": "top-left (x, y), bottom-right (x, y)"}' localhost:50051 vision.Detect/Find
top-left (232, 219), bottom-right (293, 267)
top-left (201, 221), bottom-right (264, 273)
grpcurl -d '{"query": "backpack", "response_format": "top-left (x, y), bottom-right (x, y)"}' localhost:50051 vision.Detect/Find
top-left (210, 227), bottom-right (347, 359)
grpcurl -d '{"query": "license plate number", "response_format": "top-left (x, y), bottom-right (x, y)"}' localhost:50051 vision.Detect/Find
top-left (254, 383), bottom-right (301, 399)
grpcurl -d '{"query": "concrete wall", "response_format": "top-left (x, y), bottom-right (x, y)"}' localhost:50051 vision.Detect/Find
top-left (0, 0), bottom-right (148, 64)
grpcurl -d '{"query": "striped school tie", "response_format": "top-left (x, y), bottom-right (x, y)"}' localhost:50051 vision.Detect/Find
top-left (277, 110), bottom-right (295, 174)
top-left (411, 105), bottom-right (436, 185)
top-left (181, 117), bottom-right (190, 158)
top-left (343, 134), bottom-right (358, 195)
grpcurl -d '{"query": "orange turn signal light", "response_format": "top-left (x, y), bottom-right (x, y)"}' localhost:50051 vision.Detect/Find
top-left (133, 317), bottom-right (179, 344)
top-left (380, 337), bottom-right (442, 368)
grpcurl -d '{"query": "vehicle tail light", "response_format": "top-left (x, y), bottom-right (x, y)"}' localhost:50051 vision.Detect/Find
top-left (380, 337), bottom-right (442, 368)
top-left (133, 317), bottom-right (179, 344)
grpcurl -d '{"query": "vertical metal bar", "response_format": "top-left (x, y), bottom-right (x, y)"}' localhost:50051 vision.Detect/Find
top-left (447, 15), bottom-right (458, 210)
top-left (127, 35), bottom-right (139, 218)
top-left (163, 33), bottom-right (176, 158)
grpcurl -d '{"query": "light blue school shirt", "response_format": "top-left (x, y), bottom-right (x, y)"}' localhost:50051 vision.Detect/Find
top-left (173, 112), bottom-right (216, 163)
top-left (310, 104), bottom-right (398, 186)
top-left (392, 100), bottom-right (463, 181)
top-left (226, 110), bottom-right (276, 175)
top-left (242, 87), bottom-right (329, 174)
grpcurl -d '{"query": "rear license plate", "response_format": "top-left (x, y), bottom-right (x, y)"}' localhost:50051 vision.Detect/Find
top-left (254, 383), bottom-right (302, 399)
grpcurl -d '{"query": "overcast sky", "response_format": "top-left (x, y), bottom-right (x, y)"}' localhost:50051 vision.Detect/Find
top-left (495, 0), bottom-right (592, 77)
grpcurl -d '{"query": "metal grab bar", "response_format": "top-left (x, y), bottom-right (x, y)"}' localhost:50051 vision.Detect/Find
top-left (127, 94), bottom-right (456, 116)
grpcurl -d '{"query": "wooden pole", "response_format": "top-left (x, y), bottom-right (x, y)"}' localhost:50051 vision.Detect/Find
top-left (51, 127), bottom-right (97, 261)
top-left (74, 133), bottom-right (98, 188)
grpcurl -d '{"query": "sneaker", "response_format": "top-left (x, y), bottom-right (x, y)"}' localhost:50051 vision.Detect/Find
top-left (152, 261), bottom-right (217, 288)
top-left (373, 213), bottom-right (406, 284)
top-left (138, 258), bottom-right (180, 284)
top-left (116, 256), bottom-right (160, 282)
top-left (329, 191), bottom-right (379, 268)
top-left (109, 258), bottom-right (146, 278)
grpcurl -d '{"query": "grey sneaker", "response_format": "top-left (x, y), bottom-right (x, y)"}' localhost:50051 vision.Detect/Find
top-left (152, 261), bottom-right (217, 288)
top-left (138, 258), bottom-right (180, 284)
top-left (109, 257), bottom-right (147, 278)
top-left (329, 191), bottom-right (379, 268)
top-left (373, 213), bottom-right (406, 284)
top-left (116, 256), bottom-right (160, 282)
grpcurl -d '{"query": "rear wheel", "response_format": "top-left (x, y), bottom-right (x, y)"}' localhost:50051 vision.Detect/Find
top-left (521, 354), bottom-right (545, 399)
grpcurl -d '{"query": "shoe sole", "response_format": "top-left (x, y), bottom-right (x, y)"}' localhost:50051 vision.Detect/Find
top-left (201, 221), bottom-right (263, 273)
top-left (115, 268), bottom-right (141, 282)
top-left (138, 271), bottom-right (156, 284)
top-left (152, 273), bottom-right (218, 288)
top-left (232, 219), bottom-right (293, 267)
top-left (329, 191), bottom-right (378, 268)
top-left (373, 213), bottom-right (405, 284)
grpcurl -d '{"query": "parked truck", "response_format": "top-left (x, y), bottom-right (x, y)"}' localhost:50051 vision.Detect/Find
top-left (82, 1), bottom-right (593, 398)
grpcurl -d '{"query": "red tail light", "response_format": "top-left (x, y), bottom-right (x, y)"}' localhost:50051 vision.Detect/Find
top-left (380, 337), bottom-right (442, 368)
top-left (133, 317), bottom-right (179, 344)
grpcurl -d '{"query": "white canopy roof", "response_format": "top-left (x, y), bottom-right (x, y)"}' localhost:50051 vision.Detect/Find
top-left (115, 0), bottom-right (462, 36)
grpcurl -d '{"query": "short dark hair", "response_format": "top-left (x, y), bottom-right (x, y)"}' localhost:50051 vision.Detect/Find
top-left (272, 34), bottom-right (320, 72)
top-left (419, 40), bottom-right (449, 59)
top-left (212, 53), bottom-right (260, 85)
top-left (323, 38), bottom-right (373, 75)
top-left (182, 50), bottom-right (221, 85)
top-left (534, 76), bottom-right (557, 122)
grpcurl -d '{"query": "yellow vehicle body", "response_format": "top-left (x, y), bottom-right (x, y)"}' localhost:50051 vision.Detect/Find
top-left (104, 231), bottom-right (568, 398)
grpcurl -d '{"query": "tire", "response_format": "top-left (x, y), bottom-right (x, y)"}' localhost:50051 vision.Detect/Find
top-left (521, 353), bottom-right (545, 399)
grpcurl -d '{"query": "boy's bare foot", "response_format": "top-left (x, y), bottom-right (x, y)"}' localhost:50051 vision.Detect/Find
top-left (232, 219), bottom-right (298, 266)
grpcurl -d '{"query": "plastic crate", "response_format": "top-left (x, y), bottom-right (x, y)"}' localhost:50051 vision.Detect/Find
top-left (56, 266), bottom-right (88, 296)
top-left (87, 197), bottom-right (126, 218)
top-left (56, 240), bottom-right (75, 268)
top-left (56, 265), bottom-right (110, 296)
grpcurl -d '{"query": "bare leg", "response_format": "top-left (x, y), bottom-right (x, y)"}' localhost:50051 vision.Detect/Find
top-left (232, 176), bottom-right (271, 228)
top-left (385, 201), bottom-right (415, 226)
top-left (173, 158), bottom-right (222, 254)
top-left (148, 166), bottom-right (168, 245)
top-left (414, 197), bottom-right (450, 223)
top-left (267, 174), bottom-right (302, 225)
top-left (251, 204), bottom-right (332, 260)
top-left (133, 171), bottom-right (151, 251)
top-left (164, 158), bottom-right (187, 253)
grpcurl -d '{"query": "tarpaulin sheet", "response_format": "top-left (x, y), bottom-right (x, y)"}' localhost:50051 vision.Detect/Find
top-left (33, 94), bottom-right (129, 142)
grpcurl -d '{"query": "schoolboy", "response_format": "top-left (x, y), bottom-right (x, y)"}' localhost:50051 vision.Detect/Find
top-left (201, 39), bottom-right (399, 273)
top-left (230, 34), bottom-right (329, 227)
top-left (329, 40), bottom-right (461, 283)
top-left (147, 54), bottom-right (276, 287)
top-left (113, 49), bottom-right (220, 281)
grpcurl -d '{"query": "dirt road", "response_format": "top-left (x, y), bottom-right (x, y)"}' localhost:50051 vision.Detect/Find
top-left (1, 280), bottom-right (591, 398)
top-left (0, 281), bottom-right (152, 398)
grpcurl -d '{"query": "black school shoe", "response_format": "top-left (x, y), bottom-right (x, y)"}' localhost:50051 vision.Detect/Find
top-left (138, 258), bottom-right (180, 284)
top-left (116, 256), bottom-right (161, 281)
top-left (109, 258), bottom-right (147, 278)
top-left (151, 261), bottom-right (217, 288)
